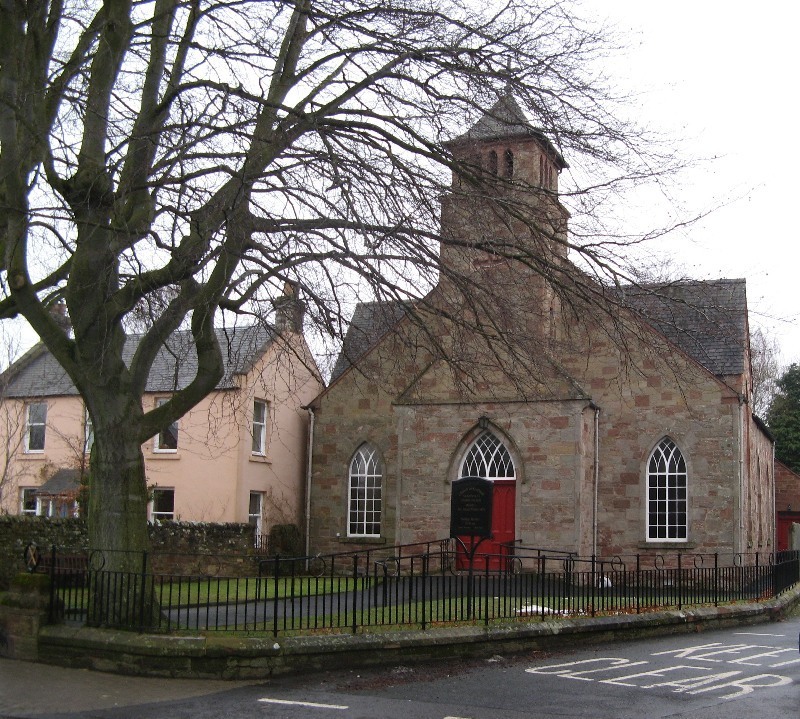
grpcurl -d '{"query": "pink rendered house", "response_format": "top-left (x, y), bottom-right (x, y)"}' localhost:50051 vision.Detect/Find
top-left (0, 297), bottom-right (322, 541)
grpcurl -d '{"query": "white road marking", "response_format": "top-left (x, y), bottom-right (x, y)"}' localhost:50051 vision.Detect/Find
top-left (687, 673), bottom-right (793, 700)
top-left (734, 632), bottom-right (785, 637)
top-left (525, 642), bottom-right (795, 701)
top-left (258, 698), bottom-right (349, 710)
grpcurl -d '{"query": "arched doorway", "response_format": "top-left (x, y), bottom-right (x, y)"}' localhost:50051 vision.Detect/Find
top-left (455, 430), bottom-right (516, 570)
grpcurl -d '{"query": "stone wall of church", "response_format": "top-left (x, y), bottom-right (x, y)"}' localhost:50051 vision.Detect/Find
top-left (743, 414), bottom-right (776, 553)
top-left (557, 314), bottom-right (745, 558)
top-left (309, 305), bottom-right (767, 561)
top-left (308, 333), bottom-right (409, 555)
top-left (391, 401), bottom-right (591, 551)
top-left (309, 383), bottom-right (595, 558)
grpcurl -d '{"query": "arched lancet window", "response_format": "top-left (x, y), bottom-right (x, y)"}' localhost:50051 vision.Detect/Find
top-left (488, 150), bottom-right (499, 176)
top-left (647, 437), bottom-right (687, 541)
top-left (460, 431), bottom-right (515, 480)
top-left (503, 149), bottom-right (514, 178)
top-left (348, 444), bottom-right (382, 537)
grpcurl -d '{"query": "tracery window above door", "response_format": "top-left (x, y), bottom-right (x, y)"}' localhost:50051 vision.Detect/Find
top-left (460, 431), bottom-right (515, 480)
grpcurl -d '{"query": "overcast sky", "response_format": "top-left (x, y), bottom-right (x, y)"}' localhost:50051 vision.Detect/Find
top-left (4, 2), bottom-right (798, 370)
top-left (598, 1), bottom-right (800, 363)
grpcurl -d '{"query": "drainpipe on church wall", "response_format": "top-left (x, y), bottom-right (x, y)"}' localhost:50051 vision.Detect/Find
top-left (304, 406), bottom-right (315, 557)
top-left (738, 396), bottom-right (745, 554)
top-left (592, 404), bottom-right (600, 558)
top-left (771, 440), bottom-right (776, 551)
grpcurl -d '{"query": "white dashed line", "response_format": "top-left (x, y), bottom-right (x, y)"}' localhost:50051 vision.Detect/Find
top-left (258, 698), bottom-right (349, 710)
top-left (734, 632), bottom-right (785, 637)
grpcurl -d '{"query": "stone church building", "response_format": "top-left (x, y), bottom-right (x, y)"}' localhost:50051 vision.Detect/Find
top-left (307, 96), bottom-right (774, 563)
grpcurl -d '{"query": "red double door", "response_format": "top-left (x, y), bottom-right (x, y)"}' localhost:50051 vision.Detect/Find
top-left (456, 479), bottom-right (516, 571)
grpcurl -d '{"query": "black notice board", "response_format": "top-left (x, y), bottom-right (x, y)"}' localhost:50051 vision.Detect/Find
top-left (450, 476), bottom-right (493, 538)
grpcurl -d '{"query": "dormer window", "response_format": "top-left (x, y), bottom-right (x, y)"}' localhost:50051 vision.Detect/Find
top-left (503, 149), bottom-right (514, 178)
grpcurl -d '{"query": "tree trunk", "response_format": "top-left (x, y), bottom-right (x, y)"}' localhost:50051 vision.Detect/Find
top-left (86, 395), bottom-right (158, 629)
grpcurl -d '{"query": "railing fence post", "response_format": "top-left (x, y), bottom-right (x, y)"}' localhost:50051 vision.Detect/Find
top-left (138, 550), bottom-right (148, 632)
top-left (272, 554), bottom-right (280, 638)
top-left (48, 545), bottom-right (57, 623)
top-left (483, 554), bottom-right (490, 627)
top-left (540, 554), bottom-right (547, 620)
top-left (421, 554), bottom-right (428, 631)
top-left (352, 555), bottom-right (359, 634)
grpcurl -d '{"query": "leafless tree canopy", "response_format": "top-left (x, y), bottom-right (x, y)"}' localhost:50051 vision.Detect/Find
top-left (750, 326), bottom-right (781, 419)
top-left (0, 0), bottom-right (685, 578)
top-left (1, 1), bottom-right (672, 354)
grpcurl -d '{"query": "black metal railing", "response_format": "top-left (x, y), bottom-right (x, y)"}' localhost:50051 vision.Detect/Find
top-left (37, 541), bottom-right (800, 636)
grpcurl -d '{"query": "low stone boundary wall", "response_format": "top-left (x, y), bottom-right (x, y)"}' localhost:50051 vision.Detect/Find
top-left (0, 573), bottom-right (52, 661)
top-left (0, 518), bottom-right (87, 590)
top-left (30, 583), bottom-right (800, 680)
top-left (0, 517), bottom-right (259, 589)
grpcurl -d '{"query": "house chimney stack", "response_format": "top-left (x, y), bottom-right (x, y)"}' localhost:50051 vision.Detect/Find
top-left (272, 281), bottom-right (306, 334)
top-left (49, 301), bottom-right (72, 336)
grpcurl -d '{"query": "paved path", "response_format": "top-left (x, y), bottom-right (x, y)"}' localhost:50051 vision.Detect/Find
top-left (0, 658), bottom-right (256, 718)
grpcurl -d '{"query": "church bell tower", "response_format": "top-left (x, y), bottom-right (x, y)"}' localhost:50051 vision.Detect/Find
top-left (439, 94), bottom-right (570, 341)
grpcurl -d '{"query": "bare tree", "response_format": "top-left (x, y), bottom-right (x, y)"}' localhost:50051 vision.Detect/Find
top-left (1, 0), bottom-right (686, 622)
top-left (750, 326), bottom-right (781, 419)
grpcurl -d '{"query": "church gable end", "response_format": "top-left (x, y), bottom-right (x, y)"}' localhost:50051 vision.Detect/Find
top-left (309, 96), bottom-right (772, 561)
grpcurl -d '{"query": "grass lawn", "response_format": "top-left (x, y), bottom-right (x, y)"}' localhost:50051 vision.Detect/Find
top-left (207, 593), bottom-right (733, 633)
top-left (57, 575), bottom-right (364, 610)
top-left (154, 575), bottom-right (362, 606)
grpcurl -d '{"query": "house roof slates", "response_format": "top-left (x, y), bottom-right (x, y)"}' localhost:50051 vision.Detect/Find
top-left (3, 324), bottom-right (276, 398)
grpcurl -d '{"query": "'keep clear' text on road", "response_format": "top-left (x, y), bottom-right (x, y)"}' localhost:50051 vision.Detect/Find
top-left (526, 638), bottom-right (799, 700)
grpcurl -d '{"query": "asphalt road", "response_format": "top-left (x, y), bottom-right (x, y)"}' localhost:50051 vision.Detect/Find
top-left (2, 616), bottom-right (799, 718)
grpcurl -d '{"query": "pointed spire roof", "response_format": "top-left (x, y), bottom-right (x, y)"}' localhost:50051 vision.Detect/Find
top-left (463, 94), bottom-right (533, 140)
top-left (447, 94), bottom-right (567, 168)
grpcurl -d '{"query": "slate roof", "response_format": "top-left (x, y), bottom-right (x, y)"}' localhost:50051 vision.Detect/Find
top-left (2, 324), bottom-right (276, 398)
top-left (331, 279), bottom-right (749, 385)
top-left (329, 301), bottom-right (410, 383)
top-left (447, 94), bottom-right (567, 169)
top-left (619, 279), bottom-right (747, 377)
